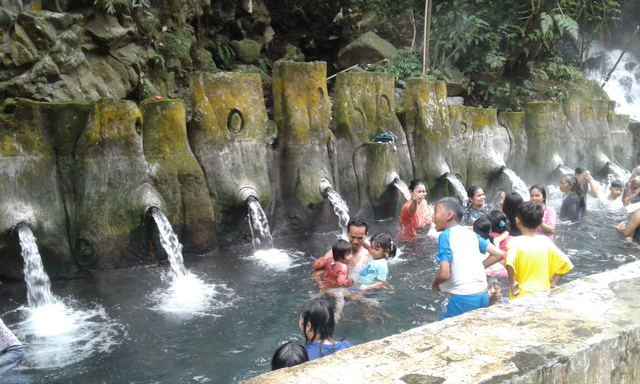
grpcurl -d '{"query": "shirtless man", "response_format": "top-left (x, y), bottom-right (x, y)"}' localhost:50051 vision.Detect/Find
top-left (312, 218), bottom-right (369, 290)
top-left (575, 167), bottom-right (599, 199)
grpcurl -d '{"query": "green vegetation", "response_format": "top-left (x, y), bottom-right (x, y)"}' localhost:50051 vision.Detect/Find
top-left (372, 48), bottom-right (422, 87)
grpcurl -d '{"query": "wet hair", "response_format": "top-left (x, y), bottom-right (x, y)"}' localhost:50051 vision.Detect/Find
top-left (610, 180), bottom-right (624, 189)
top-left (486, 276), bottom-right (500, 287)
top-left (487, 210), bottom-right (509, 234)
top-left (369, 232), bottom-right (397, 259)
top-left (575, 166), bottom-right (588, 175)
top-left (271, 342), bottom-right (309, 371)
top-left (529, 184), bottom-right (547, 204)
top-left (516, 201), bottom-right (545, 229)
top-left (331, 239), bottom-right (352, 263)
top-left (466, 185), bottom-right (482, 201)
top-left (436, 197), bottom-right (463, 222)
top-left (408, 179), bottom-right (426, 192)
top-left (561, 176), bottom-right (587, 213)
top-left (502, 192), bottom-right (524, 232)
top-left (300, 299), bottom-right (335, 350)
top-left (472, 218), bottom-right (492, 243)
top-left (347, 218), bottom-right (369, 234)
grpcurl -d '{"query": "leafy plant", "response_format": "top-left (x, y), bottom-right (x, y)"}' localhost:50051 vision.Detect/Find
top-left (371, 48), bottom-right (422, 87)
top-left (217, 44), bottom-right (236, 68)
top-left (257, 58), bottom-right (272, 75)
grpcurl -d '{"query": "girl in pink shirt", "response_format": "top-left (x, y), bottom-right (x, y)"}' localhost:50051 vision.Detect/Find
top-left (529, 185), bottom-right (556, 239)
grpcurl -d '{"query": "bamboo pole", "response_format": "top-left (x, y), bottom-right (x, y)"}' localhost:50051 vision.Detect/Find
top-left (423, 0), bottom-right (432, 76)
top-left (601, 25), bottom-right (640, 87)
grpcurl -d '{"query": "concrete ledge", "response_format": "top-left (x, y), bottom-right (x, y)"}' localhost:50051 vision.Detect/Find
top-left (242, 261), bottom-right (640, 383)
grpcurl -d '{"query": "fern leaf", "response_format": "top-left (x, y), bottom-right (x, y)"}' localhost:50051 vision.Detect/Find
top-left (541, 13), bottom-right (553, 37)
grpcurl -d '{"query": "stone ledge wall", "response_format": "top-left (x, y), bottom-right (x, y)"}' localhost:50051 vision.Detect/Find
top-left (242, 261), bottom-right (640, 383)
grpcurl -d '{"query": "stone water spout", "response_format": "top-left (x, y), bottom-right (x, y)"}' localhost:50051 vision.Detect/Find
top-left (319, 179), bottom-right (350, 235)
top-left (238, 188), bottom-right (274, 250)
top-left (438, 173), bottom-right (467, 204)
top-left (389, 174), bottom-right (411, 201)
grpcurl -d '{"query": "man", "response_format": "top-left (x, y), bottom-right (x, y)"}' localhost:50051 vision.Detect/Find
top-left (575, 167), bottom-right (599, 199)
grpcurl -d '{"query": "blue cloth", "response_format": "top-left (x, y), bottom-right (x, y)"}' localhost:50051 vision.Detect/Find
top-left (440, 291), bottom-right (489, 320)
top-left (358, 258), bottom-right (389, 286)
top-left (560, 194), bottom-right (584, 221)
top-left (306, 340), bottom-right (354, 360)
top-left (437, 228), bottom-right (490, 263)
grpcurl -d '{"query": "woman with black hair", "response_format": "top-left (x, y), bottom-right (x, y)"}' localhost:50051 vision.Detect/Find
top-left (559, 175), bottom-right (586, 221)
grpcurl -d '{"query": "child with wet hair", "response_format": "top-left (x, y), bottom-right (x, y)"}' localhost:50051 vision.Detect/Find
top-left (271, 342), bottom-right (309, 371)
top-left (357, 233), bottom-right (397, 292)
top-left (486, 276), bottom-right (506, 306)
top-left (506, 202), bottom-right (574, 300)
top-left (597, 180), bottom-right (624, 210)
top-left (299, 299), bottom-right (353, 360)
top-left (475, 216), bottom-right (508, 279)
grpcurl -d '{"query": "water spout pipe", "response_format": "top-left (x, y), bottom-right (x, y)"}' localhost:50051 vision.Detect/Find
top-left (319, 179), bottom-right (332, 198)
top-left (237, 187), bottom-right (259, 204)
top-left (551, 154), bottom-right (564, 170)
top-left (597, 153), bottom-right (611, 172)
top-left (386, 172), bottom-right (399, 187)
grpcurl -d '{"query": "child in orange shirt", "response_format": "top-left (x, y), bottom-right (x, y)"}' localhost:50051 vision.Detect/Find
top-left (312, 239), bottom-right (354, 319)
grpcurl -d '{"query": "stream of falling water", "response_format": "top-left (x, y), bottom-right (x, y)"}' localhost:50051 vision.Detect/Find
top-left (392, 178), bottom-right (411, 201)
top-left (325, 187), bottom-right (350, 236)
top-left (246, 196), bottom-right (274, 250)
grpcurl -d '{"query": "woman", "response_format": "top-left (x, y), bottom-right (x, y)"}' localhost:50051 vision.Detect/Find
top-left (559, 175), bottom-right (586, 221)
top-left (397, 180), bottom-right (431, 241)
top-left (617, 194), bottom-right (640, 243)
top-left (624, 166), bottom-right (640, 205)
top-left (529, 184), bottom-right (556, 239)
top-left (460, 186), bottom-right (500, 226)
top-left (502, 192), bottom-right (524, 236)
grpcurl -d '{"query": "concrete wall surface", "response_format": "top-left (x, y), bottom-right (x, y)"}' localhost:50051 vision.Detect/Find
top-left (242, 261), bottom-right (640, 384)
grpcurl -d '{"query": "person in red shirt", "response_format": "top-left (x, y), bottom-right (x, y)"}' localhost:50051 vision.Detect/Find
top-left (397, 180), bottom-right (432, 241)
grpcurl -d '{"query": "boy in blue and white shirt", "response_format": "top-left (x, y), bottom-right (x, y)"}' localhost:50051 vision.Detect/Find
top-left (432, 198), bottom-right (505, 320)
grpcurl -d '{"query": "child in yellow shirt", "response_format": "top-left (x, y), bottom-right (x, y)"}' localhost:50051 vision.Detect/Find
top-left (506, 202), bottom-right (573, 300)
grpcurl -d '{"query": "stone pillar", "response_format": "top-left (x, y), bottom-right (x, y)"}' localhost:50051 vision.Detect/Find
top-left (272, 61), bottom-right (337, 234)
top-left (141, 99), bottom-right (217, 253)
top-left (72, 99), bottom-right (163, 269)
top-left (498, 112), bottom-right (527, 177)
top-left (607, 101), bottom-right (633, 170)
top-left (353, 142), bottom-right (402, 219)
top-left (0, 99), bottom-right (77, 279)
top-left (524, 102), bottom-right (573, 173)
top-left (333, 72), bottom-right (412, 215)
top-left (188, 72), bottom-right (272, 246)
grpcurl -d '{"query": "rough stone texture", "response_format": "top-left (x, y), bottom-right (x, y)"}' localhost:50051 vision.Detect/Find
top-left (0, 99), bottom-right (77, 279)
top-left (447, 106), bottom-right (510, 187)
top-left (282, 44), bottom-right (305, 62)
top-left (333, 72), bottom-right (412, 217)
top-left (71, 99), bottom-right (163, 269)
top-left (498, 112), bottom-right (527, 178)
top-left (230, 39), bottom-right (261, 64)
top-left (524, 102), bottom-right (573, 173)
top-left (242, 261), bottom-right (640, 384)
top-left (404, 78), bottom-right (451, 187)
top-left (188, 72), bottom-right (272, 246)
top-left (336, 31), bottom-right (398, 70)
top-left (272, 61), bottom-right (337, 235)
top-left (630, 121), bottom-right (640, 166)
top-left (607, 101), bottom-right (633, 170)
top-left (141, 99), bottom-right (217, 253)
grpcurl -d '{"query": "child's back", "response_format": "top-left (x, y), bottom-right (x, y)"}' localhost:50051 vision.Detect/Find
top-left (312, 256), bottom-right (352, 289)
top-left (439, 225), bottom-right (488, 295)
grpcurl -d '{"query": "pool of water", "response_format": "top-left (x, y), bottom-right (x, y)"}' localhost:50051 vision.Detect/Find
top-left (1, 205), bottom-right (639, 383)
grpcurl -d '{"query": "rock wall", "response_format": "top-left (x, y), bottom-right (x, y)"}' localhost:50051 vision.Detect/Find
top-left (0, 71), bottom-right (635, 278)
top-left (241, 261), bottom-right (640, 384)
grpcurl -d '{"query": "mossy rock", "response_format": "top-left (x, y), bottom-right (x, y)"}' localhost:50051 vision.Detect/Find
top-left (282, 44), bottom-right (305, 62)
top-left (230, 39), bottom-right (261, 64)
top-left (336, 31), bottom-right (398, 70)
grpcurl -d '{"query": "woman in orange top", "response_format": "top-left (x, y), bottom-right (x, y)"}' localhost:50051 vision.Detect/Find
top-left (397, 180), bottom-right (432, 241)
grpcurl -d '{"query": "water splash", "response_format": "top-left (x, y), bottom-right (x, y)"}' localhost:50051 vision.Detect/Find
top-left (392, 178), bottom-right (411, 201)
top-left (585, 43), bottom-right (640, 121)
top-left (150, 208), bottom-right (187, 279)
top-left (246, 196), bottom-right (274, 250)
top-left (324, 187), bottom-right (350, 236)
top-left (244, 249), bottom-right (303, 272)
top-left (18, 224), bottom-right (56, 308)
top-left (444, 173), bottom-right (467, 204)
top-left (556, 164), bottom-right (575, 176)
top-left (605, 162), bottom-right (630, 183)
top-left (502, 168), bottom-right (529, 201)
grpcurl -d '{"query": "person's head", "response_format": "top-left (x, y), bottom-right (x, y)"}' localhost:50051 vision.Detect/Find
top-left (331, 239), bottom-right (353, 264)
top-left (515, 201), bottom-right (544, 230)
top-left (408, 180), bottom-right (427, 200)
top-left (575, 167), bottom-right (589, 183)
top-left (559, 175), bottom-right (577, 193)
top-left (466, 186), bottom-right (486, 208)
top-left (271, 342), bottom-right (309, 371)
top-left (529, 185), bottom-right (547, 205)
top-left (369, 232), bottom-right (397, 260)
top-left (609, 180), bottom-right (624, 199)
top-left (434, 197), bottom-right (463, 231)
top-left (472, 218), bottom-right (492, 241)
top-left (487, 210), bottom-right (509, 234)
top-left (502, 192), bottom-right (524, 231)
top-left (487, 276), bottom-right (502, 304)
top-left (299, 299), bottom-right (334, 345)
top-left (346, 218), bottom-right (368, 251)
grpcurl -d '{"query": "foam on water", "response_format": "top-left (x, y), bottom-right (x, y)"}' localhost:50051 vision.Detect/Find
top-left (8, 300), bottom-right (120, 370)
top-left (243, 249), bottom-right (302, 272)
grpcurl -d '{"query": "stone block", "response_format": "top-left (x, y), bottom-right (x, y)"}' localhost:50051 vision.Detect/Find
top-left (336, 31), bottom-right (398, 70)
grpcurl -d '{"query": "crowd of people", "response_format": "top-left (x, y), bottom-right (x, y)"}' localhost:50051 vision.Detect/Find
top-left (270, 165), bottom-right (640, 372)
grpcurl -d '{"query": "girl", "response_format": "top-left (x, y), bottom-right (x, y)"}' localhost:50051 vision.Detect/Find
top-left (473, 218), bottom-right (507, 278)
top-left (299, 299), bottom-right (354, 360)
top-left (397, 180), bottom-right (431, 241)
top-left (502, 192), bottom-right (524, 236)
top-left (312, 239), bottom-right (354, 319)
top-left (358, 233), bottom-right (397, 292)
top-left (529, 185), bottom-right (556, 239)
top-left (559, 175), bottom-right (586, 221)
top-left (271, 342), bottom-right (309, 370)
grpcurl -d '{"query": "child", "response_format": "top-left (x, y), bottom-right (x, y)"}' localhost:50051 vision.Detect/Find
top-left (487, 210), bottom-right (512, 254)
top-left (357, 233), bottom-right (396, 292)
top-left (271, 342), bottom-right (309, 370)
top-left (299, 299), bottom-right (354, 360)
top-left (506, 202), bottom-right (574, 300)
top-left (473, 218), bottom-right (508, 278)
top-left (312, 239), bottom-right (354, 320)
top-left (486, 276), bottom-right (506, 306)
top-left (0, 318), bottom-right (24, 374)
top-left (431, 198), bottom-right (505, 320)
top-left (597, 180), bottom-right (624, 210)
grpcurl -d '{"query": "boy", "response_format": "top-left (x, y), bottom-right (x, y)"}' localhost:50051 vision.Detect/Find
top-left (431, 198), bottom-right (505, 319)
top-left (597, 180), bottom-right (624, 210)
top-left (506, 202), bottom-right (573, 300)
